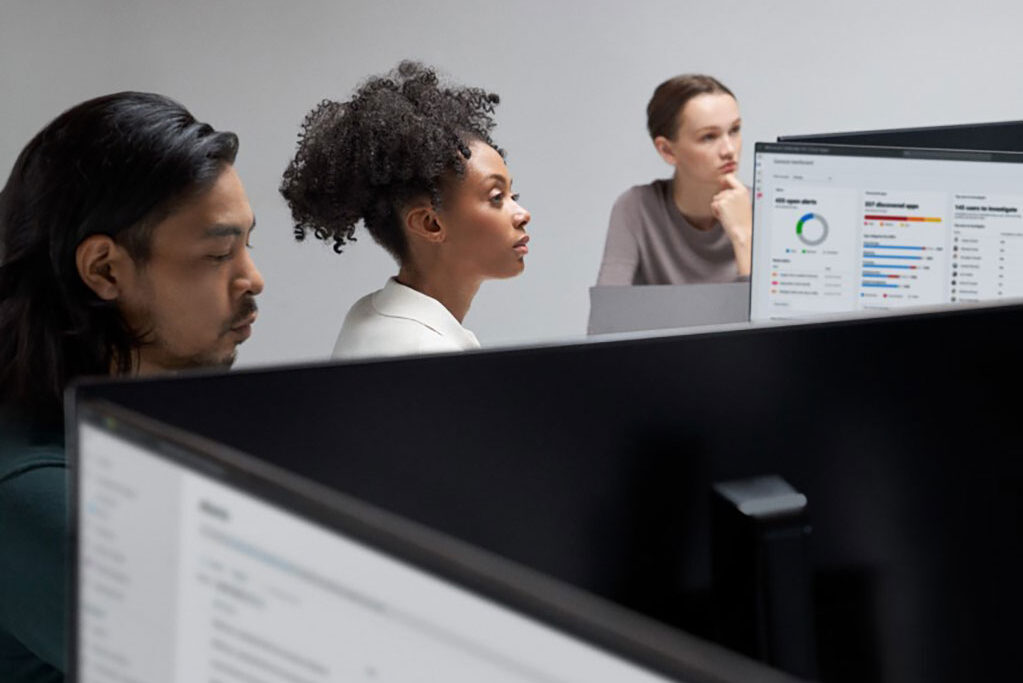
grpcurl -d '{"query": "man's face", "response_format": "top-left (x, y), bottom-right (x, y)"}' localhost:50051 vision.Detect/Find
top-left (117, 165), bottom-right (264, 372)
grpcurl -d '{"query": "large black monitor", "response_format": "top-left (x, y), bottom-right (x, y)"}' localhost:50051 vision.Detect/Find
top-left (779, 119), bottom-right (1023, 152)
top-left (71, 400), bottom-right (796, 683)
top-left (750, 141), bottom-right (1023, 321)
top-left (72, 302), bottom-right (1023, 682)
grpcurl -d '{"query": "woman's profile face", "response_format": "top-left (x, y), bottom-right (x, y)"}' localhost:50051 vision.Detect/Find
top-left (437, 140), bottom-right (532, 280)
top-left (657, 92), bottom-right (742, 186)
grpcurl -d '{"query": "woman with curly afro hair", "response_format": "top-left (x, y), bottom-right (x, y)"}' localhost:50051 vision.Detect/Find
top-left (281, 61), bottom-right (531, 359)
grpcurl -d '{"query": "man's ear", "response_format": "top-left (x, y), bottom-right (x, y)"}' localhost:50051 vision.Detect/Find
top-left (403, 202), bottom-right (446, 245)
top-left (653, 135), bottom-right (679, 167)
top-left (76, 235), bottom-right (130, 301)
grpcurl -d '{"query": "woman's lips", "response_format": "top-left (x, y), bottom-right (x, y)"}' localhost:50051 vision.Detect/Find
top-left (514, 235), bottom-right (530, 255)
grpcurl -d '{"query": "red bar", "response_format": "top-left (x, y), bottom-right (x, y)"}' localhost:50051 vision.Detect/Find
top-left (864, 215), bottom-right (942, 222)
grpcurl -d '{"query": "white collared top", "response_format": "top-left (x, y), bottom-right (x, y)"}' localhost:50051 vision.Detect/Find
top-left (332, 278), bottom-right (481, 360)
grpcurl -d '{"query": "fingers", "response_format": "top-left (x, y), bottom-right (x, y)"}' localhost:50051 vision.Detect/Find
top-left (720, 172), bottom-right (743, 191)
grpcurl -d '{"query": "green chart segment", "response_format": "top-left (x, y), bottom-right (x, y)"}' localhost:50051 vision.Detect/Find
top-left (796, 212), bottom-right (829, 246)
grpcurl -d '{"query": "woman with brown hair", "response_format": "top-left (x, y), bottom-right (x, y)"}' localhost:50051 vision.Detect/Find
top-left (597, 75), bottom-right (750, 285)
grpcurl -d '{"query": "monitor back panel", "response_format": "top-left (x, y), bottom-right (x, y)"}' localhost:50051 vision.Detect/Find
top-left (779, 119), bottom-right (1023, 151)
top-left (587, 283), bottom-right (750, 335)
top-left (74, 304), bottom-right (1023, 683)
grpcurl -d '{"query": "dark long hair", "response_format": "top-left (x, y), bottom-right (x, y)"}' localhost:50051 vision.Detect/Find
top-left (0, 92), bottom-right (238, 428)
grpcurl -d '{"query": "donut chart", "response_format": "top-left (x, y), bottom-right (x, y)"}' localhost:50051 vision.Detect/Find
top-left (796, 212), bottom-right (829, 246)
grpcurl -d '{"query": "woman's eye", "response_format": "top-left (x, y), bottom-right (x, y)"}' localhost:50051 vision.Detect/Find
top-left (702, 134), bottom-right (717, 142)
top-left (490, 192), bottom-right (504, 203)
top-left (511, 193), bottom-right (521, 202)
top-left (208, 253), bottom-right (232, 263)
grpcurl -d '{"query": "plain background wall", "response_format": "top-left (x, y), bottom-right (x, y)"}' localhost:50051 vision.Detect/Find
top-left (2, 0), bottom-right (1020, 367)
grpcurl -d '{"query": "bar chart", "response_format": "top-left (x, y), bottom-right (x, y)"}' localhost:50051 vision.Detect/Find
top-left (858, 192), bottom-right (947, 306)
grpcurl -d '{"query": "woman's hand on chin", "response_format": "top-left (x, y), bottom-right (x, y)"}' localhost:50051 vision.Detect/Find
top-left (711, 174), bottom-right (752, 276)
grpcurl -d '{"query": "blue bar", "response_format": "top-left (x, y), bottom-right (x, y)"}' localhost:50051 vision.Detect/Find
top-left (862, 252), bottom-right (922, 260)
top-left (862, 243), bottom-right (925, 250)
top-left (862, 273), bottom-right (895, 278)
top-left (862, 263), bottom-right (913, 269)
top-left (862, 282), bottom-right (899, 288)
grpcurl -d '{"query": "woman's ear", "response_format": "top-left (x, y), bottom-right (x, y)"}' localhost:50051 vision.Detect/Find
top-left (76, 235), bottom-right (129, 301)
top-left (653, 135), bottom-right (679, 167)
top-left (404, 201), bottom-right (446, 245)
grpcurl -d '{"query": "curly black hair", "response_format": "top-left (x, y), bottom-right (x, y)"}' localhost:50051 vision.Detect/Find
top-left (280, 61), bottom-right (502, 259)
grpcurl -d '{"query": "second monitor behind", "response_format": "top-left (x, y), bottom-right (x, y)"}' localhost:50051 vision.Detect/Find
top-left (779, 119), bottom-right (1023, 152)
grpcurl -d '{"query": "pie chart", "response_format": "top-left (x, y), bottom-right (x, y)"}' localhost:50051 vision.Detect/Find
top-left (796, 212), bottom-right (829, 246)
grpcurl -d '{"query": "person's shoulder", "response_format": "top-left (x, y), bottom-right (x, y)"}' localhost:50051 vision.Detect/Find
top-left (334, 319), bottom-right (437, 360)
top-left (0, 422), bottom-right (66, 485)
top-left (334, 291), bottom-right (439, 359)
top-left (614, 180), bottom-right (655, 204)
top-left (612, 179), bottom-right (670, 213)
top-left (346, 286), bottom-right (383, 314)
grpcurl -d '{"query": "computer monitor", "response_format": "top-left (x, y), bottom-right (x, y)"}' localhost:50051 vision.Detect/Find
top-left (750, 141), bottom-right (1023, 321)
top-left (778, 119), bottom-right (1023, 152)
top-left (70, 401), bottom-right (798, 683)
top-left (72, 299), bottom-right (1023, 683)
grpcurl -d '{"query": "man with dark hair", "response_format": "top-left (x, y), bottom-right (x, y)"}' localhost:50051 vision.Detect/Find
top-left (0, 92), bottom-right (264, 681)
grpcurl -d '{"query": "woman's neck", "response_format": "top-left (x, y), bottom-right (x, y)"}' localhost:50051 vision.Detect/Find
top-left (671, 173), bottom-right (718, 231)
top-left (396, 263), bottom-right (480, 324)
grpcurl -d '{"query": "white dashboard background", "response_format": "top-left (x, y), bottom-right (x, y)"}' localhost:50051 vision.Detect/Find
top-left (2, 0), bottom-right (1020, 366)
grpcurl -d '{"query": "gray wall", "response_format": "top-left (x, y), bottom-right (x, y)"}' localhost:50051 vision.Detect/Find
top-left (2, 0), bottom-right (1020, 366)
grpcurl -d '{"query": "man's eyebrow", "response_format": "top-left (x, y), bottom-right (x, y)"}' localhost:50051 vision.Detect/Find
top-left (203, 216), bottom-right (256, 239)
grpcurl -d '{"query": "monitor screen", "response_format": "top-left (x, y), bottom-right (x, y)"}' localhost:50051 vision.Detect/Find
top-left (750, 142), bottom-right (1023, 321)
top-left (73, 404), bottom-right (790, 683)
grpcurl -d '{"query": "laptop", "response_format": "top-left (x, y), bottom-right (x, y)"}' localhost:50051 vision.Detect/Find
top-left (588, 283), bottom-right (750, 335)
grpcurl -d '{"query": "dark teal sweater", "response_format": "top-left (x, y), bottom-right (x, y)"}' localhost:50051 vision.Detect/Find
top-left (0, 418), bottom-right (66, 682)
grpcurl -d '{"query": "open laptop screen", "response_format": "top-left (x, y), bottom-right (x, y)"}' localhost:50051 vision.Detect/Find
top-left (750, 142), bottom-right (1023, 320)
top-left (72, 402), bottom-right (795, 683)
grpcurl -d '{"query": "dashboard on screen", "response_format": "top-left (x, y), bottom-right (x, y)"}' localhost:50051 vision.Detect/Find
top-left (750, 142), bottom-right (1023, 321)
